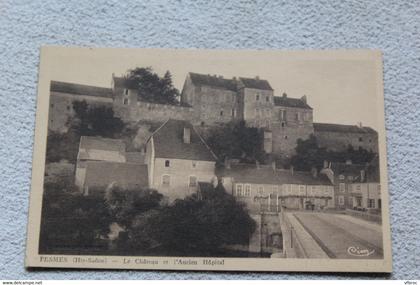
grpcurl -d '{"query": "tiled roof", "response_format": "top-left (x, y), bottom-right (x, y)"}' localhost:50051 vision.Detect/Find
top-left (221, 164), bottom-right (332, 186)
top-left (239, 77), bottom-right (273, 91)
top-left (313, 123), bottom-right (377, 134)
top-left (125, 152), bottom-right (145, 164)
top-left (79, 136), bottom-right (125, 153)
top-left (84, 161), bottom-right (148, 189)
top-left (273, 95), bottom-right (312, 109)
top-left (151, 119), bottom-right (217, 162)
top-left (189, 73), bottom-right (237, 91)
top-left (50, 81), bottom-right (113, 98)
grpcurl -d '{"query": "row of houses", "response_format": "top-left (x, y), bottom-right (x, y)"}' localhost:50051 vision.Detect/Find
top-left (74, 119), bottom-right (381, 213)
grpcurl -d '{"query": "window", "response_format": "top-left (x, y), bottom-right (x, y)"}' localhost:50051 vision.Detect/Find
top-left (284, 135), bottom-right (288, 140)
top-left (299, 185), bottom-right (305, 195)
top-left (256, 94), bottom-right (260, 101)
top-left (123, 98), bottom-right (129, 105)
top-left (295, 112), bottom-right (300, 121)
top-left (236, 184), bottom-right (243, 197)
top-left (280, 110), bottom-right (286, 121)
top-left (339, 174), bottom-right (345, 180)
top-left (356, 185), bottom-right (361, 191)
top-left (368, 199), bottom-right (375, 208)
top-left (266, 96), bottom-right (269, 102)
top-left (66, 105), bottom-right (71, 111)
top-left (244, 184), bottom-right (251, 197)
top-left (338, 196), bottom-right (345, 205)
top-left (192, 161), bottom-right (196, 168)
top-left (347, 175), bottom-right (353, 181)
top-left (257, 186), bottom-right (264, 195)
top-left (359, 137), bottom-right (363, 142)
top-left (189, 176), bottom-right (197, 187)
top-left (220, 110), bottom-right (224, 116)
top-left (162, 175), bottom-right (170, 186)
top-left (124, 88), bottom-right (129, 95)
top-left (231, 108), bottom-right (235, 117)
top-left (165, 160), bottom-right (170, 167)
top-left (339, 183), bottom-right (345, 192)
top-left (281, 122), bottom-right (285, 127)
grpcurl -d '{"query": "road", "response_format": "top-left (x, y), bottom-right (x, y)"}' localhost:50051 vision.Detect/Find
top-left (293, 212), bottom-right (383, 259)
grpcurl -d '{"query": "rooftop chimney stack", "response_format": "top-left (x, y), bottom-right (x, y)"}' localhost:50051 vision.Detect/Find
top-left (301, 95), bottom-right (307, 103)
top-left (357, 122), bottom-right (363, 128)
top-left (282, 92), bottom-right (287, 98)
top-left (255, 76), bottom-right (260, 80)
top-left (183, 127), bottom-right (191, 144)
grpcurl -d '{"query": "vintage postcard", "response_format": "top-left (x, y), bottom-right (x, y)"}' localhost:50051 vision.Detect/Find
top-left (25, 47), bottom-right (392, 272)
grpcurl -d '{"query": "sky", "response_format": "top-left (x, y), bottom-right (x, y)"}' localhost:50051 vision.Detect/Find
top-left (41, 47), bottom-right (384, 131)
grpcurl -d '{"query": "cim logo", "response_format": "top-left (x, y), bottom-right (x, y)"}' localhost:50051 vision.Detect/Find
top-left (347, 246), bottom-right (375, 257)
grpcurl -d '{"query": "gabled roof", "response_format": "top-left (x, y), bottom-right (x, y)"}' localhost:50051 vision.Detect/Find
top-left (151, 119), bottom-right (217, 162)
top-left (125, 152), bottom-right (145, 164)
top-left (239, 77), bottom-right (273, 91)
top-left (79, 136), bottom-right (125, 158)
top-left (220, 164), bottom-right (332, 186)
top-left (50, 81), bottom-right (113, 98)
top-left (188, 73), bottom-right (237, 91)
top-left (273, 95), bottom-right (312, 109)
top-left (313, 123), bottom-right (377, 134)
top-left (84, 161), bottom-right (148, 189)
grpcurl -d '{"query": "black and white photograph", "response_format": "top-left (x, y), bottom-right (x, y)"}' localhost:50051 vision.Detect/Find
top-left (25, 47), bottom-right (391, 272)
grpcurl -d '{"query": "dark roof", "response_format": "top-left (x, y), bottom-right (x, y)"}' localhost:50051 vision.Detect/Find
top-left (189, 73), bottom-right (237, 91)
top-left (273, 95), bottom-right (312, 109)
top-left (221, 164), bottom-right (332, 186)
top-left (50, 81), bottom-right (113, 98)
top-left (313, 123), bottom-right (377, 134)
top-left (239, 77), bottom-right (273, 91)
top-left (79, 136), bottom-right (125, 152)
top-left (84, 161), bottom-right (148, 189)
top-left (125, 152), bottom-right (145, 164)
top-left (151, 119), bottom-right (217, 162)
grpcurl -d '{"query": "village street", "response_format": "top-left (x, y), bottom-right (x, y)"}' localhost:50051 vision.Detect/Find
top-left (292, 212), bottom-right (383, 259)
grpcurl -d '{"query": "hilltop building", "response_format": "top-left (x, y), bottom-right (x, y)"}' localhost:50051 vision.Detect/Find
top-left (48, 72), bottom-right (378, 160)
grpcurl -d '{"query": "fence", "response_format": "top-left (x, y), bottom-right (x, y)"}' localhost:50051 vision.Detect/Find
top-left (279, 209), bottom-right (307, 258)
top-left (344, 209), bottom-right (382, 224)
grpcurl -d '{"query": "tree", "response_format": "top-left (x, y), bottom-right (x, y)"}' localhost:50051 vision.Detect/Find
top-left (290, 135), bottom-right (376, 171)
top-left (124, 183), bottom-right (256, 256)
top-left (104, 184), bottom-right (163, 229)
top-left (205, 121), bottom-right (265, 164)
top-left (126, 67), bottom-right (180, 105)
top-left (71, 101), bottom-right (125, 138)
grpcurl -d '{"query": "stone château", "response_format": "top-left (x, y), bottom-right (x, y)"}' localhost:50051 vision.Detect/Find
top-left (48, 72), bottom-right (378, 158)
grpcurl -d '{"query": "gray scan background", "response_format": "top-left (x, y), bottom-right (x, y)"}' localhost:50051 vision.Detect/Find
top-left (0, 0), bottom-right (419, 280)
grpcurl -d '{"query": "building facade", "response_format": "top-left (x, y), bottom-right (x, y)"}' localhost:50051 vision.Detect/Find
top-left (313, 123), bottom-right (378, 152)
top-left (145, 119), bottom-right (218, 202)
top-left (221, 163), bottom-right (334, 213)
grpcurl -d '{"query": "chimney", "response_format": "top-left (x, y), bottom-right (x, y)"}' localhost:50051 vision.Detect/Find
top-left (290, 165), bottom-right (294, 175)
top-left (255, 76), bottom-right (260, 80)
top-left (282, 92), bottom-right (287, 98)
top-left (345, 159), bottom-right (352, 165)
top-left (224, 157), bottom-right (231, 169)
top-left (311, 167), bottom-right (318, 178)
top-left (183, 127), bottom-right (191, 144)
top-left (301, 95), bottom-right (307, 104)
top-left (218, 75), bottom-right (223, 79)
top-left (271, 161), bottom-right (276, 170)
top-left (232, 76), bottom-right (237, 81)
top-left (357, 122), bottom-right (363, 128)
top-left (360, 169), bottom-right (366, 182)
